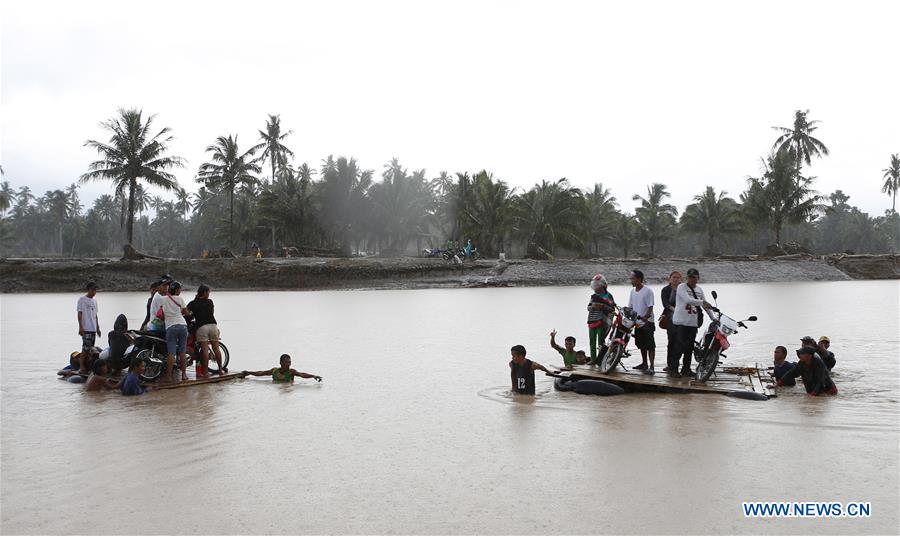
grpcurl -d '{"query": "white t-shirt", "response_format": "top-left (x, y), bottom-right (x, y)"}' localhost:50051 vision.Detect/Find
top-left (77, 296), bottom-right (99, 332)
top-left (160, 294), bottom-right (187, 327)
top-left (673, 282), bottom-right (706, 327)
top-left (628, 285), bottom-right (655, 323)
top-left (149, 292), bottom-right (166, 330)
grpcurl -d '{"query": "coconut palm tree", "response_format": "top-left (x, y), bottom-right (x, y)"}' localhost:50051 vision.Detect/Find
top-left (0, 181), bottom-right (16, 215)
top-left (80, 108), bottom-right (184, 246)
top-left (881, 153), bottom-right (900, 213)
top-left (197, 135), bottom-right (261, 248)
top-left (318, 155), bottom-right (373, 252)
top-left (174, 188), bottom-right (191, 220)
top-left (680, 186), bottom-right (744, 255)
top-left (460, 171), bottom-right (514, 257)
top-left (772, 109), bottom-right (829, 170)
top-left (582, 183), bottom-right (618, 256)
top-left (742, 150), bottom-right (820, 244)
top-left (611, 212), bottom-right (638, 258)
top-left (252, 114), bottom-right (294, 183)
top-left (516, 178), bottom-right (584, 257)
top-left (632, 183), bottom-right (678, 256)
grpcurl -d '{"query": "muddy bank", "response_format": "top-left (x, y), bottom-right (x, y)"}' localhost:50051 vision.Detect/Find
top-left (0, 254), bottom-right (896, 293)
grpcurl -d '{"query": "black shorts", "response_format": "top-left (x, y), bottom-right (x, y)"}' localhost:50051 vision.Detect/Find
top-left (81, 332), bottom-right (97, 352)
top-left (634, 323), bottom-right (656, 350)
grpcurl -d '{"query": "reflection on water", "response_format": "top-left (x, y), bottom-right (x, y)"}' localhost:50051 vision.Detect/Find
top-left (1, 281), bottom-right (898, 534)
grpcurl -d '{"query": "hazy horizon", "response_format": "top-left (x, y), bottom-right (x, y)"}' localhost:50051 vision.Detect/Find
top-left (2, 0), bottom-right (898, 215)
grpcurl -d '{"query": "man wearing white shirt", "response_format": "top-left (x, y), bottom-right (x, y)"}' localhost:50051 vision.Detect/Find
top-left (671, 268), bottom-right (714, 378)
top-left (627, 270), bottom-right (656, 374)
top-left (76, 281), bottom-right (100, 373)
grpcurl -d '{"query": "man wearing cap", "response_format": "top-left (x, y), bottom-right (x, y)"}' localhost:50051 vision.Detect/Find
top-left (670, 268), bottom-right (714, 377)
top-left (801, 336), bottom-right (836, 371)
top-left (818, 336), bottom-right (836, 371)
top-left (777, 347), bottom-right (837, 396)
top-left (76, 281), bottom-right (100, 373)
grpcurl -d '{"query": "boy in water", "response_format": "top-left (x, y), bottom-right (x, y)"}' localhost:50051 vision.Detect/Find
top-left (85, 360), bottom-right (119, 392)
top-left (508, 345), bottom-right (551, 395)
top-left (243, 354), bottom-right (322, 383)
top-left (120, 360), bottom-right (150, 396)
top-left (549, 330), bottom-right (579, 368)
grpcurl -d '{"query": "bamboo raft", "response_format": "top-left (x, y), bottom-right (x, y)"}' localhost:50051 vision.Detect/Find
top-left (553, 363), bottom-right (777, 398)
top-left (58, 370), bottom-right (248, 389)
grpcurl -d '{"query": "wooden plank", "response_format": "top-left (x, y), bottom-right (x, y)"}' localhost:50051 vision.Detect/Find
top-left (558, 363), bottom-right (769, 396)
top-left (151, 372), bottom-right (247, 390)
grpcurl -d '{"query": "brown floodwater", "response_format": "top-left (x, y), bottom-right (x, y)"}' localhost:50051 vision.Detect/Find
top-left (1, 281), bottom-right (898, 534)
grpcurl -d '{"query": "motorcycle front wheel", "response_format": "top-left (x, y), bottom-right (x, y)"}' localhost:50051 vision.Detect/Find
top-left (599, 342), bottom-right (623, 373)
top-left (695, 342), bottom-right (720, 382)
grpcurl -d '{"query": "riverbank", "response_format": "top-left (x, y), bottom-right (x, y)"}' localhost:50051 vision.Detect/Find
top-left (1, 254), bottom-right (896, 293)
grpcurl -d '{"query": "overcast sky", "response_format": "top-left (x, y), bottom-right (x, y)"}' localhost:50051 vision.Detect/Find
top-left (2, 0), bottom-right (898, 215)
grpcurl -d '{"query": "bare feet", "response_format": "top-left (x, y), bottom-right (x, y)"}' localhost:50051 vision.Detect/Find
top-left (181, 373), bottom-right (189, 381)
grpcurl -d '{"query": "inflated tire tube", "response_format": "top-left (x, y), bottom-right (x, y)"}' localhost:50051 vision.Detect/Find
top-left (554, 377), bottom-right (577, 391)
top-left (725, 391), bottom-right (769, 401)
top-left (67, 375), bottom-right (86, 384)
top-left (573, 379), bottom-right (625, 396)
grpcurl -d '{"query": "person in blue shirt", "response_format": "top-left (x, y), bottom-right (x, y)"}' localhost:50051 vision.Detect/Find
top-left (771, 345), bottom-right (796, 386)
top-left (120, 360), bottom-right (149, 396)
top-left (463, 239), bottom-right (474, 258)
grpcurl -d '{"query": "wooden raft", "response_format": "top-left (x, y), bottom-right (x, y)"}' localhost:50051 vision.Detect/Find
top-left (554, 363), bottom-right (777, 397)
top-left (151, 371), bottom-right (248, 390)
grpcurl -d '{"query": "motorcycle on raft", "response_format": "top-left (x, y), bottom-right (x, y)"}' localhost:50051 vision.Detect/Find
top-left (126, 330), bottom-right (231, 382)
top-left (597, 306), bottom-right (640, 373)
top-left (692, 290), bottom-right (757, 382)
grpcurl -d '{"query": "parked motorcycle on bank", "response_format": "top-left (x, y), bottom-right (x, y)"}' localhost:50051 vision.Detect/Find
top-left (693, 291), bottom-right (757, 382)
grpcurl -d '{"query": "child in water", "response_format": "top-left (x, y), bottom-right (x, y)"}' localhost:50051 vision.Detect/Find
top-left (120, 360), bottom-right (149, 396)
top-left (85, 360), bottom-right (119, 392)
top-left (243, 354), bottom-right (322, 383)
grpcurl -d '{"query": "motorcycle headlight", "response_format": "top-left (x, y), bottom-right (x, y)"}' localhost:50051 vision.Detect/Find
top-left (721, 326), bottom-right (736, 336)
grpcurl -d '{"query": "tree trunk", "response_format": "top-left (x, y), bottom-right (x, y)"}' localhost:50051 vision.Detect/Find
top-left (126, 179), bottom-right (136, 245)
top-left (228, 186), bottom-right (234, 248)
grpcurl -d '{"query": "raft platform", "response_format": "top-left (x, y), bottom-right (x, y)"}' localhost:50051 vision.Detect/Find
top-left (58, 370), bottom-right (248, 389)
top-left (553, 363), bottom-right (776, 398)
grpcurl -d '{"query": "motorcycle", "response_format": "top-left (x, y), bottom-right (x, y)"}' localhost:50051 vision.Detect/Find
top-left (693, 291), bottom-right (757, 382)
top-left (422, 248), bottom-right (445, 258)
top-left (598, 306), bottom-right (640, 373)
top-left (127, 330), bottom-right (231, 382)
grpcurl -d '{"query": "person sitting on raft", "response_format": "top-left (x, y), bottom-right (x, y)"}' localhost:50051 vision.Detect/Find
top-left (509, 345), bottom-right (551, 395)
top-left (777, 347), bottom-right (837, 396)
top-left (549, 330), bottom-right (579, 368)
top-left (770, 345), bottom-right (795, 386)
top-left (100, 314), bottom-right (134, 375)
top-left (243, 354), bottom-right (322, 383)
top-left (85, 360), bottom-right (119, 392)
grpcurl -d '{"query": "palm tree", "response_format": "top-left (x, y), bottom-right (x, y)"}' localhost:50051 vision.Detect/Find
top-left (742, 150), bottom-right (820, 244)
top-left (175, 188), bottom-right (190, 220)
top-left (197, 135), bottom-right (261, 248)
top-left (460, 171), bottom-right (514, 256)
top-left (44, 189), bottom-right (74, 255)
top-left (0, 181), bottom-right (16, 216)
top-left (368, 159), bottom-right (435, 254)
top-left (80, 108), bottom-right (185, 245)
top-left (516, 178), bottom-right (584, 257)
top-left (319, 156), bottom-right (373, 252)
top-left (582, 183), bottom-right (618, 257)
top-left (632, 183), bottom-right (678, 256)
top-left (881, 153), bottom-right (900, 213)
top-left (680, 186), bottom-right (744, 255)
top-left (772, 109), bottom-right (829, 170)
top-left (611, 212), bottom-right (638, 258)
top-left (252, 114), bottom-right (294, 183)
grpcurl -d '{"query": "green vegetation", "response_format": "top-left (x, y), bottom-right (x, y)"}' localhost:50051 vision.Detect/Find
top-left (1, 109), bottom-right (897, 258)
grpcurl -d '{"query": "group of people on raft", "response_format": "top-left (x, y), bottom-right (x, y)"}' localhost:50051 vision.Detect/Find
top-left (509, 268), bottom-right (838, 396)
top-left (63, 276), bottom-right (321, 396)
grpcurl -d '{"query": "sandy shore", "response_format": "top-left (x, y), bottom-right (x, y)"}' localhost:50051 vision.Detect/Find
top-left (1, 254), bottom-right (896, 293)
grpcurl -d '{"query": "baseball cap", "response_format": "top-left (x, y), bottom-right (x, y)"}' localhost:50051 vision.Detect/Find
top-left (818, 336), bottom-right (830, 343)
top-left (800, 336), bottom-right (816, 343)
top-left (686, 268), bottom-right (700, 277)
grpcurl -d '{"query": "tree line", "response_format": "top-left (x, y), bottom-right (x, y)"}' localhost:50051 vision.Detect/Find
top-left (1, 109), bottom-right (898, 259)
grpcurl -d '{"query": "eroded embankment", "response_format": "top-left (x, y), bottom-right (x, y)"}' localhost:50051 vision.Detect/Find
top-left (0, 254), bottom-right (896, 293)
